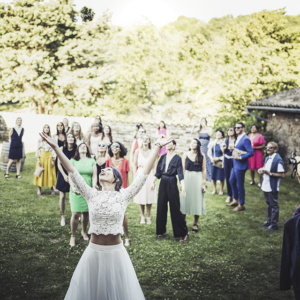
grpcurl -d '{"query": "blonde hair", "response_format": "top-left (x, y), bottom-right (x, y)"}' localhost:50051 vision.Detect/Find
top-left (268, 141), bottom-right (278, 151)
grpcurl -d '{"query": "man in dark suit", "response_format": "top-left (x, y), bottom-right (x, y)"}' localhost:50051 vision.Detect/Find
top-left (227, 122), bottom-right (254, 211)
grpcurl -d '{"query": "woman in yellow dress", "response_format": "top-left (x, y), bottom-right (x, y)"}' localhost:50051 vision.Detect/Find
top-left (34, 124), bottom-right (57, 196)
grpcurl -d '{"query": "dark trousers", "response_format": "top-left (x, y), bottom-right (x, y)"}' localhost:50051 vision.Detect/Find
top-left (229, 168), bottom-right (246, 205)
top-left (156, 175), bottom-right (188, 237)
top-left (224, 157), bottom-right (235, 198)
top-left (264, 191), bottom-right (279, 228)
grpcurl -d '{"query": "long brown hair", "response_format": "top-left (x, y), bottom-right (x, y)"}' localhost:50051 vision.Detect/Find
top-left (73, 143), bottom-right (91, 161)
top-left (42, 124), bottom-right (51, 140)
top-left (70, 122), bottom-right (84, 141)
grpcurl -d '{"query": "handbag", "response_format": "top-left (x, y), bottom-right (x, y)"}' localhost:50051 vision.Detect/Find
top-left (212, 142), bottom-right (224, 169)
top-left (34, 166), bottom-right (44, 177)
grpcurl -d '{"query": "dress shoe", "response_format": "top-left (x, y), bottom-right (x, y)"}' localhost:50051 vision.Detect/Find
top-left (147, 217), bottom-right (151, 225)
top-left (70, 236), bottom-right (75, 247)
top-left (226, 201), bottom-right (238, 207)
top-left (233, 205), bottom-right (245, 212)
top-left (266, 225), bottom-right (278, 231)
top-left (60, 215), bottom-right (66, 226)
top-left (261, 221), bottom-right (271, 227)
top-left (140, 216), bottom-right (146, 224)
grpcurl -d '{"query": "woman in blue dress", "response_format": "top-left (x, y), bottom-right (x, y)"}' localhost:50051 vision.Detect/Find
top-left (208, 129), bottom-right (225, 195)
top-left (193, 118), bottom-right (212, 182)
top-left (5, 117), bottom-right (24, 179)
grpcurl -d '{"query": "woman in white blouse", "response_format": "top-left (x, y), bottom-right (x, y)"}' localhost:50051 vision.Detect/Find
top-left (34, 125), bottom-right (57, 196)
top-left (40, 131), bottom-right (173, 300)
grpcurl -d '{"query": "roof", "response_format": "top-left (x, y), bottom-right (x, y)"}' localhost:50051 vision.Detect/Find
top-left (249, 88), bottom-right (300, 108)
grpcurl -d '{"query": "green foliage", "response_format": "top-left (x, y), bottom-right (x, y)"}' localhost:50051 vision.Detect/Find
top-left (0, 3), bottom-right (299, 124)
top-left (80, 6), bottom-right (95, 23)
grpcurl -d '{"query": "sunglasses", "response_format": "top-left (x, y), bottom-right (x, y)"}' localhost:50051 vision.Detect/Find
top-left (266, 146), bottom-right (274, 149)
top-left (111, 144), bottom-right (120, 148)
top-left (235, 126), bottom-right (242, 129)
top-left (98, 143), bottom-right (106, 147)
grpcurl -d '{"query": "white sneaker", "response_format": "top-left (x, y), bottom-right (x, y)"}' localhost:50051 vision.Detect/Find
top-left (60, 215), bottom-right (65, 226)
top-left (140, 217), bottom-right (146, 224)
top-left (124, 238), bottom-right (130, 247)
top-left (70, 236), bottom-right (75, 247)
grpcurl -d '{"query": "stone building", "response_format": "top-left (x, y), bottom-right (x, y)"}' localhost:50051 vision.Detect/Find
top-left (0, 114), bottom-right (9, 142)
top-left (246, 88), bottom-right (300, 167)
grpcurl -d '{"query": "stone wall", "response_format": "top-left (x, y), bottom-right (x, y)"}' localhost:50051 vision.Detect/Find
top-left (266, 112), bottom-right (300, 166)
top-left (0, 115), bottom-right (9, 141)
top-left (0, 112), bottom-right (199, 155)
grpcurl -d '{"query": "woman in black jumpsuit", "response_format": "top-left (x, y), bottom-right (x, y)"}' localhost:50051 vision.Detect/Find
top-left (153, 141), bottom-right (188, 241)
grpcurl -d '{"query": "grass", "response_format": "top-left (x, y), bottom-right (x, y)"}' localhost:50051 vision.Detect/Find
top-left (0, 152), bottom-right (298, 300)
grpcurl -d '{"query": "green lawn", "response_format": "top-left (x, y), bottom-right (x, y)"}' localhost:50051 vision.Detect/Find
top-left (0, 153), bottom-right (298, 300)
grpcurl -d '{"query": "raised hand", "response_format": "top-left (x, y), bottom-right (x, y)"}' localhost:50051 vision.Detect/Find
top-left (39, 132), bottom-right (58, 149)
top-left (154, 136), bottom-right (174, 148)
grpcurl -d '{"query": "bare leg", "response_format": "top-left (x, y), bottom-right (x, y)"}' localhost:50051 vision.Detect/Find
top-left (16, 159), bottom-right (21, 176)
top-left (5, 159), bottom-right (14, 176)
top-left (139, 205), bottom-right (145, 217)
top-left (219, 180), bottom-right (224, 195)
top-left (146, 204), bottom-right (152, 218)
top-left (250, 170), bottom-right (255, 184)
top-left (258, 172), bottom-right (262, 186)
top-left (212, 180), bottom-right (217, 194)
top-left (81, 212), bottom-right (89, 239)
top-left (37, 186), bottom-right (42, 195)
top-left (71, 212), bottom-right (80, 237)
top-left (59, 192), bottom-right (66, 226)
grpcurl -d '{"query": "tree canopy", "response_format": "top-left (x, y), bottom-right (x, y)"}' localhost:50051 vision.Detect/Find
top-left (0, 1), bottom-right (299, 127)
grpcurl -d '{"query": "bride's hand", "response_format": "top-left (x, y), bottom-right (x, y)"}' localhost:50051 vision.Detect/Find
top-left (154, 136), bottom-right (174, 148)
top-left (39, 132), bottom-right (58, 149)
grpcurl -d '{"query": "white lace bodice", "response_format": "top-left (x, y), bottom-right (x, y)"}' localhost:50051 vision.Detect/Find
top-left (68, 169), bottom-right (148, 235)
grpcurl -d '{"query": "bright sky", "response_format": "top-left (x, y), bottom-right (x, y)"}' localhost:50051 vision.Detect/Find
top-left (72, 0), bottom-right (300, 27)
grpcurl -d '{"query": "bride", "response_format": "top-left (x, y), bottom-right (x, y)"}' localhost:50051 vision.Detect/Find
top-left (40, 132), bottom-right (173, 300)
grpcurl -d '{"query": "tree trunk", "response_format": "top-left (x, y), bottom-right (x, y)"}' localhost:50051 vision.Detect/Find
top-left (48, 93), bottom-right (55, 115)
top-left (33, 97), bottom-right (39, 114)
top-left (40, 98), bottom-right (45, 114)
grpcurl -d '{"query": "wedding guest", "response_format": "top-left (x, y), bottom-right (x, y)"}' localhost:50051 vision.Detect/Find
top-left (258, 142), bottom-right (285, 231)
top-left (133, 135), bottom-right (157, 225)
top-left (69, 143), bottom-right (96, 246)
top-left (248, 124), bottom-right (266, 188)
top-left (86, 123), bottom-right (102, 158)
top-left (100, 125), bottom-right (113, 146)
top-left (221, 126), bottom-right (237, 203)
top-left (53, 122), bottom-right (66, 177)
top-left (180, 139), bottom-right (206, 234)
top-left (193, 118), bottom-right (213, 182)
top-left (88, 115), bottom-right (103, 133)
top-left (40, 131), bottom-right (172, 300)
top-left (130, 127), bottom-right (146, 171)
top-left (106, 142), bottom-right (131, 246)
top-left (227, 122), bottom-right (254, 211)
top-left (152, 140), bottom-right (189, 241)
top-left (132, 123), bottom-right (143, 139)
top-left (56, 133), bottom-right (77, 226)
top-left (92, 143), bottom-right (108, 190)
top-left (5, 117), bottom-right (24, 179)
top-left (63, 118), bottom-right (71, 134)
top-left (70, 122), bottom-right (84, 146)
top-left (157, 121), bottom-right (169, 156)
top-left (207, 129), bottom-right (225, 195)
top-left (34, 124), bottom-right (57, 196)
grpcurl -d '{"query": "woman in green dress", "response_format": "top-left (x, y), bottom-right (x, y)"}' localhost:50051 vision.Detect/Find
top-left (69, 143), bottom-right (96, 247)
top-left (180, 139), bottom-right (207, 234)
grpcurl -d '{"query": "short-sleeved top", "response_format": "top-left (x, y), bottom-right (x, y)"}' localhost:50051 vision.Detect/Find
top-left (105, 157), bottom-right (130, 188)
top-left (186, 156), bottom-right (202, 172)
top-left (155, 153), bottom-right (184, 181)
top-left (68, 169), bottom-right (148, 235)
top-left (248, 133), bottom-right (266, 149)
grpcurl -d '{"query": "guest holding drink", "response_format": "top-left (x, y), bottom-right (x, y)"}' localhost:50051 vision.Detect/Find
top-left (248, 124), bottom-right (266, 188)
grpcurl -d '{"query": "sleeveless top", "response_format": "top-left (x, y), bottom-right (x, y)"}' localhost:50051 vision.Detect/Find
top-left (96, 162), bottom-right (106, 187)
top-left (10, 128), bottom-right (23, 148)
top-left (186, 156), bottom-right (202, 172)
top-left (199, 132), bottom-right (210, 140)
top-left (68, 169), bottom-right (148, 235)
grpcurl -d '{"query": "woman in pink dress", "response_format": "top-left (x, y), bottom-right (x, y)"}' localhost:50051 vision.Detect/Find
top-left (157, 121), bottom-right (168, 156)
top-left (248, 124), bottom-right (266, 188)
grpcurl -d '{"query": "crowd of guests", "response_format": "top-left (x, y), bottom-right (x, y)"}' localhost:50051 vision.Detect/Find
top-left (4, 115), bottom-right (299, 299)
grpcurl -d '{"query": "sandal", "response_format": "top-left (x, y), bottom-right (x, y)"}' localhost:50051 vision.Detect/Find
top-left (249, 181), bottom-right (255, 185)
top-left (16, 175), bottom-right (21, 179)
top-left (257, 183), bottom-right (261, 188)
top-left (4, 173), bottom-right (9, 179)
top-left (192, 224), bottom-right (198, 233)
top-left (180, 233), bottom-right (189, 242)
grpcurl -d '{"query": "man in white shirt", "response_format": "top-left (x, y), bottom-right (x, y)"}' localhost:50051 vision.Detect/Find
top-left (258, 142), bottom-right (285, 231)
